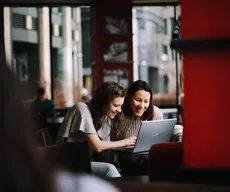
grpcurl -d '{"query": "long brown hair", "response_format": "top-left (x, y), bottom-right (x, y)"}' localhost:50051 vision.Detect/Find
top-left (0, 62), bottom-right (54, 192)
top-left (88, 81), bottom-right (125, 131)
top-left (122, 80), bottom-right (154, 120)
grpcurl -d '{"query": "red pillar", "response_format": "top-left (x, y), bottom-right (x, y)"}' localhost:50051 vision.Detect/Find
top-left (91, 0), bottom-right (133, 91)
top-left (182, 0), bottom-right (230, 168)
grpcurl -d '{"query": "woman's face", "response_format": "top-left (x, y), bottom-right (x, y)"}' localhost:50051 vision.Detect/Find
top-left (129, 90), bottom-right (151, 118)
top-left (107, 96), bottom-right (124, 119)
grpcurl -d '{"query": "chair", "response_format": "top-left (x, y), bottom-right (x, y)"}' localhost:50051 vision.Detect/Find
top-left (36, 127), bottom-right (53, 146)
top-left (38, 141), bottom-right (92, 174)
top-left (148, 142), bottom-right (183, 181)
top-left (148, 142), bottom-right (230, 186)
top-left (111, 180), bottom-right (230, 192)
top-left (46, 121), bottom-right (62, 143)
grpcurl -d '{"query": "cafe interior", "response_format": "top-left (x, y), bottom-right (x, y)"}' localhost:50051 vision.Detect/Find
top-left (1, 0), bottom-right (230, 191)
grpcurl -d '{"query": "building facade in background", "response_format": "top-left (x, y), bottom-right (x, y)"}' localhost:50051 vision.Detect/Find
top-left (4, 7), bottom-right (83, 108)
top-left (133, 6), bottom-right (181, 106)
top-left (4, 5), bottom-right (181, 109)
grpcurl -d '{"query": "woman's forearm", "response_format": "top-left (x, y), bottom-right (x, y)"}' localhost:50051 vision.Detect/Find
top-left (86, 133), bottom-right (135, 152)
top-left (97, 140), bottom-right (126, 152)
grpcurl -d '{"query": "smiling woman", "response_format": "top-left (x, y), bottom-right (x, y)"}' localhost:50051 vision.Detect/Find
top-left (107, 97), bottom-right (124, 119)
top-left (112, 80), bottom-right (163, 176)
top-left (113, 80), bottom-right (163, 141)
top-left (123, 80), bottom-right (163, 121)
top-left (129, 89), bottom-right (151, 118)
top-left (57, 81), bottom-right (136, 178)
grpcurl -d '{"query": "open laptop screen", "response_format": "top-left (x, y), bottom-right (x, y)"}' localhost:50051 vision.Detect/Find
top-left (133, 118), bottom-right (177, 153)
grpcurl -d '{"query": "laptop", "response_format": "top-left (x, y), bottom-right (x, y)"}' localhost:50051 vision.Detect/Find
top-left (117, 118), bottom-right (177, 154)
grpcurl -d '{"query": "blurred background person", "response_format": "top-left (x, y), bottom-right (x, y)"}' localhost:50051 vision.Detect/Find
top-left (30, 87), bottom-right (56, 130)
top-left (80, 88), bottom-right (91, 104)
top-left (81, 95), bottom-right (91, 104)
top-left (31, 87), bottom-right (56, 118)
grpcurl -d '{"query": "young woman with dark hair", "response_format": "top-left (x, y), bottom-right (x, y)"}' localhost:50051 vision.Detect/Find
top-left (114, 80), bottom-right (163, 140)
top-left (57, 81), bottom-right (136, 178)
top-left (112, 80), bottom-right (163, 176)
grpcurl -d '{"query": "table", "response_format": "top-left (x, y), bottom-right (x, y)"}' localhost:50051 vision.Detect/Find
top-left (109, 175), bottom-right (149, 183)
top-left (46, 117), bottom-right (64, 124)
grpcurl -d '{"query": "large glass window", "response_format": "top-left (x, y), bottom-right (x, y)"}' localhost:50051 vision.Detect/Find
top-left (132, 6), bottom-right (181, 110)
top-left (4, 5), bottom-right (181, 119)
top-left (4, 6), bottom-right (86, 109)
top-left (7, 7), bottom-right (40, 100)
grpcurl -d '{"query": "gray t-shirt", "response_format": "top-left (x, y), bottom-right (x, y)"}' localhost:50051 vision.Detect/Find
top-left (97, 116), bottom-right (112, 141)
top-left (58, 102), bottom-right (111, 142)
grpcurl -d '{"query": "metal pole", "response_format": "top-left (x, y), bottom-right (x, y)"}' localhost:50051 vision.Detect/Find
top-left (49, 6), bottom-right (54, 101)
top-left (173, 5), bottom-right (181, 121)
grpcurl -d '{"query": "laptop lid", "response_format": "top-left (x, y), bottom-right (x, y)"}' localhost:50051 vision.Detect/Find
top-left (133, 118), bottom-right (177, 153)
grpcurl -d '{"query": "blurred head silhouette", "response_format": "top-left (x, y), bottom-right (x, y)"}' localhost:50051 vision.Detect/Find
top-left (36, 86), bottom-right (46, 101)
top-left (0, 62), bottom-right (53, 192)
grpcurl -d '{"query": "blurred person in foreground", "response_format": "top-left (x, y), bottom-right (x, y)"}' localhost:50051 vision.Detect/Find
top-left (0, 62), bottom-right (119, 192)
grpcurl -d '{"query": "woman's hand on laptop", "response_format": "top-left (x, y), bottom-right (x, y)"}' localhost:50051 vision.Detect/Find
top-left (123, 136), bottom-right (137, 147)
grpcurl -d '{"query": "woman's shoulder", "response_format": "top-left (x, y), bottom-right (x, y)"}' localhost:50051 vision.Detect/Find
top-left (63, 102), bottom-right (93, 124)
top-left (56, 171), bottom-right (119, 192)
top-left (75, 102), bottom-right (89, 109)
top-left (74, 102), bottom-right (91, 115)
top-left (153, 105), bottom-right (160, 111)
top-left (153, 105), bottom-right (163, 120)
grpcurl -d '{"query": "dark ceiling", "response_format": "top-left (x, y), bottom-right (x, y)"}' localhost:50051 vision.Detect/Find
top-left (1, 0), bottom-right (179, 5)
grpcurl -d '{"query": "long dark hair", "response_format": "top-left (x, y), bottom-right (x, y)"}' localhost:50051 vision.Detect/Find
top-left (0, 62), bottom-right (54, 192)
top-left (88, 81), bottom-right (125, 130)
top-left (122, 80), bottom-right (154, 120)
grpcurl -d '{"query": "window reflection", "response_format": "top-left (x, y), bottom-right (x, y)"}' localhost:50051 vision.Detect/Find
top-left (9, 7), bottom-right (40, 100)
top-left (132, 6), bottom-right (181, 106)
top-left (4, 5), bottom-right (181, 110)
top-left (51, 7), bottom-right (84, 108)
top-left (5, 6), bottom-right (85, 108)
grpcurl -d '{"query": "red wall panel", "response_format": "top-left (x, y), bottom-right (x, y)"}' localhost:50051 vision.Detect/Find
top-left (182, 0), bottom-right (230, 167)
